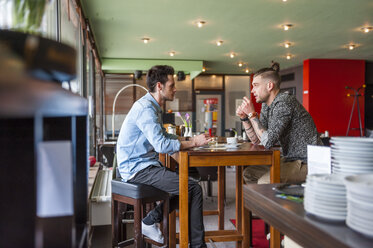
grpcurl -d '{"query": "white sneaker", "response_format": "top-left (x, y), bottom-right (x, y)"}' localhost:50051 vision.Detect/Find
top-left (141, 222), bottom-right (164, 244)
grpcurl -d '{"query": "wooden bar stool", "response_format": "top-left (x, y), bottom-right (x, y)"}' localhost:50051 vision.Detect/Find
top-left (111, 179), bottom-right (170, 248)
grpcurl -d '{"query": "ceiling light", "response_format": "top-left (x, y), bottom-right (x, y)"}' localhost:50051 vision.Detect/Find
top-left (362, 26), bottom-right (372, 33)
top-left (238, 62), bottom-right (243, 67)
top-left (202, 67), bottom-right (206, 72)
top-left (282, 24), bottom-right (293, 31)
top-left (230, 53), bottom-right (235, 58)
top-left (245, 68), bottom-right (250, 73)
top-left (216, 40), bottom-right (223, 46)
top-left (142, 38), bottom-right (150, 44)
top-left (348, 44), bottom-right (355, 50)
top-left (197, 21), bottom-right (206, 28)
top-left (169, 51), bottom-right (175, 56)
top-left (286, 54), bottom-right (292, 60)
top-left (284, 42), bottom-right (291, 48)
top-left (282, 0), bottom-right (287, 2)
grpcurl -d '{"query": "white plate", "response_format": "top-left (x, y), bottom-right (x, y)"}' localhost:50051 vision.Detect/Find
top-left (331, 137), bottom-right (373, 143)
top-left (225, 143), bottom-right (241, 148)
top-left (306, 174), bottom-right (346, 186)
top-left (347, 191), bottom-right (373, 203)
top-left (304, 202), bottom-right (347, 213)
top-left (331, 150), bottom-right (373, 159)
top-left (332, 163), bottom-right (373, 169)
top-left (305, 208), bottom-right (346, 221)
top-left (304, 203), bottom-right (346, 216)
top-left (348, 212), bottom-right (373, 226)
top-left (331, 145), bottom-right (373, 152)
top-left (332, 159), bottom-right (373, 167)
top-left (347, 208), bottom-right (373, 221)
top-left (305, 194), bottom-right (346, 205)
top-left (346, 218), bottom-right (373, 238)
top-left (331, 155), bottom-right (373, 163)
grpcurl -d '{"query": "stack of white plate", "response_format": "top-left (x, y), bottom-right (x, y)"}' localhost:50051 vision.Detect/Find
top-left (344, 174), bottom-right (373, 238)
top-left (304, 174), bottom-right (347, 221)
top-left (330, 137), bottom-right (373, 175)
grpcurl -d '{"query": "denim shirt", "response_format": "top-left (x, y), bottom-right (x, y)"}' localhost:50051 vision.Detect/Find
top-left (116, 93), bottom-right (180, 181)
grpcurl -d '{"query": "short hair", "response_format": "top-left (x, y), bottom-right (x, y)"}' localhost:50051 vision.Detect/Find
top-left (254, 61), bottom-right (281, 89)
top-left (146, 65), bottom-right (175, 92)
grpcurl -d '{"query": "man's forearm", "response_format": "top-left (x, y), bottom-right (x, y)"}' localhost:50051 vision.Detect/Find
top-left (249, 117), bottom-right (267, 142)
top-left (242, 121), bottom-right (260, 144)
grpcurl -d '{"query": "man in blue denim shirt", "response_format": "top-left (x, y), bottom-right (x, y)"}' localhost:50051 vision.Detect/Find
top-left (117, 65), bottom-right (210, 247)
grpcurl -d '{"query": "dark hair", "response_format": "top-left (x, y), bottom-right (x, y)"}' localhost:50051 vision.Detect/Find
top-left (146, 65), bottom-right (175, 92)
top-left (254, 61), bottom-right (281, 88)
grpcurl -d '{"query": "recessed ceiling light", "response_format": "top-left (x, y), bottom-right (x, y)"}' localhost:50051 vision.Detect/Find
top-left (230, 53), bottom-right (235, 58)
top-left (282, 0), bottom-right (287, 2)
top-left (284, 42), bottom-right (292, 48)
top-left (216, 40), bottom-right (223, 46)
top-left (197, 21), bottom-right (206, 28)
top-left (238, 62), bottom-right (243, 67)
top-left (282, 24), bottom-right (293, 31)
top-left (361, 26), bottom-right (372, 33)
top-left (286, 54), bottom-right (292, 60)
top-left (245, 68), bottom-right (250, 73)
top-left (348, 44), bottom-right (356, 50)
top-left (142, 38), bottom-right (150, 44)
top-left (202, 67), bottom-right (206, 72)
top-left (169, 51), bottom-right (175, 56)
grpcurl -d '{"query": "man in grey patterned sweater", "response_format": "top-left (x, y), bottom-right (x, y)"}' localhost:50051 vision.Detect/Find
top-left (236, 62), bottom-right (322, 184)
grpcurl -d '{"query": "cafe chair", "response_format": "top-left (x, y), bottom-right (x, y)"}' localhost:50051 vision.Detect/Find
top-left (111, 179), bottom-right (170, 247)
top-left (111, 154), bottom-right (170, 247)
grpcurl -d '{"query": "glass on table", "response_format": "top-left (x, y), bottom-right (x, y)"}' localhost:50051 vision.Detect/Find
top-left (208, 137), bottom-right (218, 147)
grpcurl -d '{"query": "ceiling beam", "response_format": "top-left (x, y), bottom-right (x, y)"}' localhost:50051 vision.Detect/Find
top-left (101, 59), bottom-right (203, 79)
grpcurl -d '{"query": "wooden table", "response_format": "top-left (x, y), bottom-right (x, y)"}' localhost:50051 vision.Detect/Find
top-left (243, 184), bottom-right (373, 248)
top-left (162, 142), bottom-right (281, 248)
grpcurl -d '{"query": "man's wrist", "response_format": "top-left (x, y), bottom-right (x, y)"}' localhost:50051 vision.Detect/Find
top-left (240, 116), bottom-right (249, 122)
top-left (248, 112), bottom-right (258, 119)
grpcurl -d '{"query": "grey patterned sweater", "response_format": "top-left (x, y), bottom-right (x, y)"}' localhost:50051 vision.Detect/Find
top-left (260, 92), bottom-right (322, 162)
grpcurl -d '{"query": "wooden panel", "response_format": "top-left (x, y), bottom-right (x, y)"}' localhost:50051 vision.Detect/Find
top-left (189, 155), bottom-right (272, 167)
top-left (104, 74), bottom-right (134, 114)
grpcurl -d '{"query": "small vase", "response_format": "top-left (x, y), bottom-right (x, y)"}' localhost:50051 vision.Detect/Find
top-left (184, 127), bottom-right (192, 137)
top-left (187, 127), bottom-right (193, 137)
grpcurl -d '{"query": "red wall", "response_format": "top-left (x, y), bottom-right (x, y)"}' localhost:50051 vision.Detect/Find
top-left (250, 73), bottom-right (263, 114)
top-left (303, 59), bottom-right (365, 136)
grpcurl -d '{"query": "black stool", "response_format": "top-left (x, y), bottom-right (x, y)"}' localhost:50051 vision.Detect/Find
top-left (111, 179), bottom-right (170, 247)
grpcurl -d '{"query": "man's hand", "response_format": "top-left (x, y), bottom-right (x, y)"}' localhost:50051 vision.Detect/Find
top-left (241, 96), bottom-right (256, 115)
top-left (191, 133), bottom-right (211, 147)
top-left (236, 105), bottom-right (247, 119)
top-left (180, 133), bottom-right (212, 150)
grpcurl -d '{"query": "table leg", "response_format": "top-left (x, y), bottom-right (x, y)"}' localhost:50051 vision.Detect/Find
top-left (235, 166), bottom-right (243, 248)
top-left (270, 150), bottom-right (281, 183)
top-left (179, 152), bottom-right (189, 248)
top-left (218, 166), bottom-right (225, 230)
top-left (169, 211), bottom-right (176, 248)
top-left (166, 154), bottom-right (177, 248)
top-left (269, 150), bottom-right (281, 248)
top-left (243, 207), bottom-right (251, 248)
top-left (270, 226), bottom-right (281, 248)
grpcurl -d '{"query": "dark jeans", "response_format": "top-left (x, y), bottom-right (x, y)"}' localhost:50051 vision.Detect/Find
top-left (128, 165), bottom-right (206, 248)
